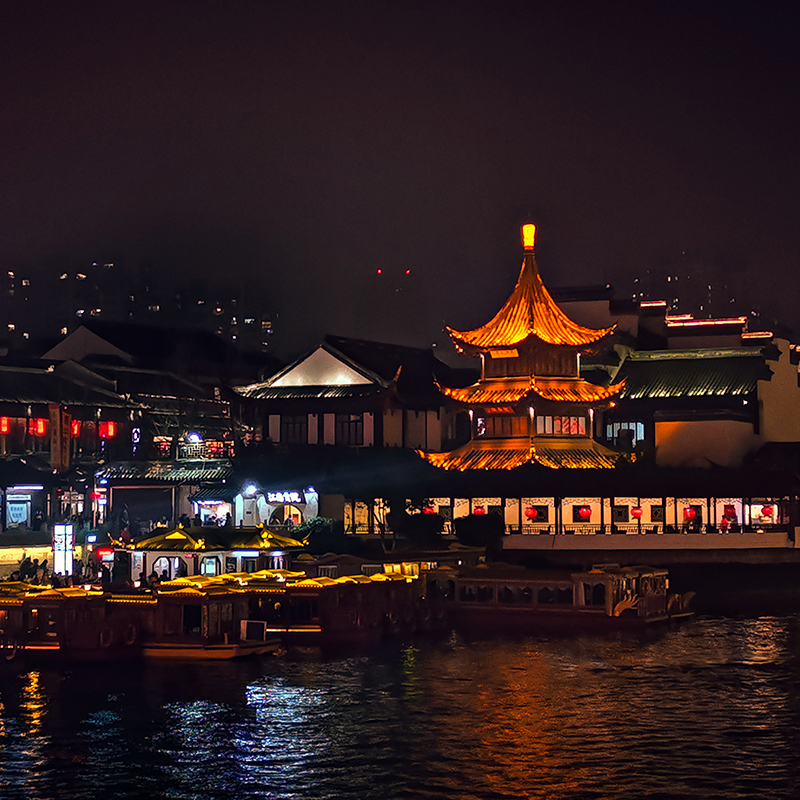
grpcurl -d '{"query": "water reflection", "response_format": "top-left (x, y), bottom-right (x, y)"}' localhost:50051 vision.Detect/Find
top-left (1, 618), bottom-right (800, 798)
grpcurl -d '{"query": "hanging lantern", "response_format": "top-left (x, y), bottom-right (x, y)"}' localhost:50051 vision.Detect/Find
top-left (578, 505), bottom-right (592, 520)
top-left (473, 505), bottom-right (486, 515)
top-left (631, 506), bottom-right (644, 519)
top-left (524, 506), bottom-right (538, 520)
top-left (761, 505), bottom-right (774, 517)
top-left (683, 507), bottom-right (697, 520)
top-left (422, 506), bottom-right (436, 515)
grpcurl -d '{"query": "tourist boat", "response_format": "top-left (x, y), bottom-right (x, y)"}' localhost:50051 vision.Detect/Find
top-left (106, 575), bottom-right (284, 659)
top-left (0, 582), bottom-right (141, 663)
top-left (240, 570), bottom-right (438, 646)
top-left (437, 563), bottom-right (694, 634)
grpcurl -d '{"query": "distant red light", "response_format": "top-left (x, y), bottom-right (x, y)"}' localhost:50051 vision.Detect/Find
top-left (422, 506), bottom-right (435, 514)
top-left (99, 421), bottom-right (117, 439)
top-left (405, 269), bottom-right (411, 275)
top-left (71, 420), bottom-right (81, 436)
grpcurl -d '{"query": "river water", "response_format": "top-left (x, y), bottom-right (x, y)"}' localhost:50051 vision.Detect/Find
top-left (2, 616), bottom-right (800, 800)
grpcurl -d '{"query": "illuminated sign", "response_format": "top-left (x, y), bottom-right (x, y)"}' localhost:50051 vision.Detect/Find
top-left (52, 524), bottom-right (75, 575)
top-left (267, 491), bottom-right (303, 504)
top-left (95, 547), bottom-right (115, 562)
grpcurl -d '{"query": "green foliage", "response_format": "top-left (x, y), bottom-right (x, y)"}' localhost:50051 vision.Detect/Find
top-left (294, 516), bottom-right (364, 555)
top-left (454, 513), bottom-right (505, 548)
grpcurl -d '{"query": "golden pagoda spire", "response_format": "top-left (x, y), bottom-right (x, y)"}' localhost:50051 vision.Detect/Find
top-left (446, 224), bottom-right (615, 350)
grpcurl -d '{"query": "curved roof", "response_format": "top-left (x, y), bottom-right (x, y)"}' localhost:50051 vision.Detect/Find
top-left (447, 253), bottom-right (615, 349)
top-left (441, 377), bottom-right (623, 405)
top-left (419, 438), bottom-right (622, 471)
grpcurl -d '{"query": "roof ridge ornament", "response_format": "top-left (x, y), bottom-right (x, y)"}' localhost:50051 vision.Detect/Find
top-left (445, 224), bottom-right (616, 350)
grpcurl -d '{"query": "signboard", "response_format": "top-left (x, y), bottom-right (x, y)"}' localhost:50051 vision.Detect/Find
top-left (266, 491), bottom-right (304, 504)
top-left (52, 523), bottom-right (75, 575)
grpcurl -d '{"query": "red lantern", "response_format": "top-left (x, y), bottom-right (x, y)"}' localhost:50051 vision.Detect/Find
top-left (578, 506), bottom-right (592, 520)
top-left (422, 506), bottom-right (435, 515)
top-left (761, 505), bottom-right (774, 517)
top-left (473, 505), bottom-right (486, 515)
top-left (683, 507), bottom-right (696, 520)
top-left (524, 506), bottom-right (538, 520)
top-left (99, 421), bottom-right (117, 439)
top-left (0, 417), bottom-right (9, 434)
top-left (631, 506), bottom-right (644, 519)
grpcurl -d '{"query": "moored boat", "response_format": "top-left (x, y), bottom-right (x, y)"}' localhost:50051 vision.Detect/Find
top-left (436, 562), bottom-right (694, 635)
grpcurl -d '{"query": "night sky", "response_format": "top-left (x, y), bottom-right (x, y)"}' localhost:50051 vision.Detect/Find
top-left (3, 1), bottom-right (800, 357)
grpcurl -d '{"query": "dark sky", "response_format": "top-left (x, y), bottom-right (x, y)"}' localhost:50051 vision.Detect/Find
top-left (3, 1), bottom-right (800, 357)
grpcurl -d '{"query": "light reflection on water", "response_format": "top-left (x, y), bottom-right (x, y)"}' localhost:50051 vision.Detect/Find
top-left (1, 617), bottom-right (800, 799)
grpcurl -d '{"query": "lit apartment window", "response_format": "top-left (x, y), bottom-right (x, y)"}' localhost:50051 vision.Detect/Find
top-left (61, 327), bottom-right (68, 335)
top-left (7, 324), bottom-right (14, 331)
top-left (21, 279), bottom-right (30, 286)
top-left (60, 273), bottom-right (68, 280)
top-left (148, 305), bottom-right (160, 312)
top-left (7, 271), bottom-right (14, 278)
top-left (76, 273), bottom-right (87, 281)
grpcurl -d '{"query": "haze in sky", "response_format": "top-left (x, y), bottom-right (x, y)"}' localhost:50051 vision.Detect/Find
top-left (3, 1), bottom-right (799, 356)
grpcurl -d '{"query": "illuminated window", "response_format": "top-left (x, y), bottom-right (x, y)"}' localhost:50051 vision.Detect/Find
top-left (479, 416), bottom-right (528, 438)
top-left (605, 421), bottom-right (645, 446)
top-left (0, 417), bottom-right (9, 434)
top-left (22, 279), bottom-right (30, 286)
top-left (76, 273), bottom-right (87, 281)
top-left (7, 323), bottom-right (14, 331)
top-left (71, 420), bottom-right (81, 436)
top-left (28, 418), bottom-right (47, 436)
top-left (536, 415), bottom-right (587, 436)
top-left (153, 436), bottom-right (172, 457)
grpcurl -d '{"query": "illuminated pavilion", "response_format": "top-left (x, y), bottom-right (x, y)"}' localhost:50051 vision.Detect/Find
top-left (420, 223), bottom-right (626, 471)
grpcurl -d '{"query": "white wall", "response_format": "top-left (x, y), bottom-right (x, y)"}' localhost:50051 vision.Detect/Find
top-left (655, 419), bottom-right (761, 468)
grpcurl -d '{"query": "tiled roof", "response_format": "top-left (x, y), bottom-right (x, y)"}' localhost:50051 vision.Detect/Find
top-left (617, 350), bottom-right (771, 400)
top-left (442, 377), bottom-right (623, 405)
top-left (447, 252), bottom-right (615, 350)
top-left (0, 365), bottom-right (132, 408)
top-left (419, 437), bottom-right (621, 470)
top-left (96, 459), bottom-right (233, 483)
top-left (237, 384), bottom-right (384, 401)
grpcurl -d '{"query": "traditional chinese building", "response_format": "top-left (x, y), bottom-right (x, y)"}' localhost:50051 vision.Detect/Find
top-left (421, 223), bottom-right (626, 471)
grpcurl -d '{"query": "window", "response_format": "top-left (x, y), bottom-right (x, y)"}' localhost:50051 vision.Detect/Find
top-left (281, 415), bottom-right (308, 444)
top-left (478, 415), bottom-right (528, 438)
top-left (605, 421), bottom-right (645, 447)
top-left (335, 414), bottom-right (363, 445)
top-left (536, 415), bottom-right (587, 436)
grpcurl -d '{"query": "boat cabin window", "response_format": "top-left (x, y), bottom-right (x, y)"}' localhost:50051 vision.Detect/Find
top-left (183, 604), bottom-right (202, 635)
top-left (498, 586), bottom-right (515, 604)
top-left (583, 582), bottom-right (606, 606)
